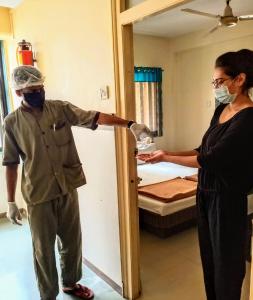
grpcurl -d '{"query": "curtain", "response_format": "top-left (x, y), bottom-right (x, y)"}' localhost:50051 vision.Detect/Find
top-left (134, 67), bottom-right (163, 83)
top-left (134, 67), bottom-right (163, 137)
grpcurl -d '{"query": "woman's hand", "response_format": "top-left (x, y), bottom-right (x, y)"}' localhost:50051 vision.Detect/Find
top-left (137, 150), bottom-right (167, 163)
top-left (137, 150), bottom-right (200, 168)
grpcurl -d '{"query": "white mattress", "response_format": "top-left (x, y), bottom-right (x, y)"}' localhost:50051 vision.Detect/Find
top-left (137, 162), bottom-right (253, 217)
top-left (139, 194), bottom-right (196, 216)
top-left (138, 162), bottom-right (198, 187)
top-left (139, 194), bottom-right (253, 217)
top-left (137, 162), bottom-right (197, 216)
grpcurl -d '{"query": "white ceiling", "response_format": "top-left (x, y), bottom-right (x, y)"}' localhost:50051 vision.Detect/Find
top-left (130, 0), bottom-right (253, 38)
top-left (0, 0), bottom-right (22, 8)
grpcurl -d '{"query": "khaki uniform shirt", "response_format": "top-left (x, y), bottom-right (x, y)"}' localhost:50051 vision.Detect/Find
top-left (2, 100), bottom-right (99, 205)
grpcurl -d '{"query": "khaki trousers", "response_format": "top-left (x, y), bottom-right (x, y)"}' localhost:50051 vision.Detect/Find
top-left (27, 189), bottom-right (82, 300)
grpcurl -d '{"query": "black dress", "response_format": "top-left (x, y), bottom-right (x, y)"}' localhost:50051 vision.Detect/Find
top-left (195, 104), bottom-right (253, 300)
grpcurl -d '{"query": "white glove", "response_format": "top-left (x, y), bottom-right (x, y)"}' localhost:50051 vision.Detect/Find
top-left (130, 123), bottom-right (153, 142)
top-left (7, 202), bottom-right (22, 225)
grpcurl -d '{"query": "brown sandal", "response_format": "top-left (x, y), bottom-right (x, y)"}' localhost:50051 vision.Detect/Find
top-left (63, 284), bottom-right (94, 299)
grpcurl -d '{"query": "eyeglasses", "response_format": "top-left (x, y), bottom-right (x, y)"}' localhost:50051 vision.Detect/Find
top-left (211, 78), bottom-right (231, 89)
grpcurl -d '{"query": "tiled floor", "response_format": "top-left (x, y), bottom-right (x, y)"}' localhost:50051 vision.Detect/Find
top-left (0, 218), bottom-right (123, 300)
top-left (139, 226), bottom-right (251, 300)
top-left (0, 218), bottom-right (251, 300)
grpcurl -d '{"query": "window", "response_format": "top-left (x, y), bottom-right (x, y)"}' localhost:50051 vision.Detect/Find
top-left (134, 67), bottom-right (163, 137)
top-left (0, 41), bottom-right (9, 151)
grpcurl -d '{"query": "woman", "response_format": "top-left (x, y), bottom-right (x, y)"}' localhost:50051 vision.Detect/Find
top-left (138, 49), bottom-right (253, 300)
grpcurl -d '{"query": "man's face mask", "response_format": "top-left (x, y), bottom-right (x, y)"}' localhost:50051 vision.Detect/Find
top-left (23, 88), bottom-right (45, 108)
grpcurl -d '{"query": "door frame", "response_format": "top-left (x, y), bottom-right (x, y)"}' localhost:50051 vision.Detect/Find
top-left (111, 1), bottom-right (194, 299)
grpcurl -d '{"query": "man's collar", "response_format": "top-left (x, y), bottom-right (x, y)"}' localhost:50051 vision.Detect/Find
top-left (20, 101), bottom-right (44, 113)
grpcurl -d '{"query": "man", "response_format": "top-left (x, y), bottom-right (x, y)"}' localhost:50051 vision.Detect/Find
top-left (3, 65), bottom-right (150, 300)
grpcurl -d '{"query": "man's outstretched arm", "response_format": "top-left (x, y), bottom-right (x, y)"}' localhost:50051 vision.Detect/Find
top-left (97, 113), bottom-right (131, 127)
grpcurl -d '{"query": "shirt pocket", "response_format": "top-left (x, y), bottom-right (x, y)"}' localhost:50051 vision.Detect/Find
top-left (51, 120), bottom-right (72, 146)
top-left (62, 163), bottom-right (86, 189)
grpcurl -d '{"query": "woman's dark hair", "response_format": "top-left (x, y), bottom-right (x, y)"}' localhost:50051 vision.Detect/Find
top-left (215, 49), bottom-right (253, 91)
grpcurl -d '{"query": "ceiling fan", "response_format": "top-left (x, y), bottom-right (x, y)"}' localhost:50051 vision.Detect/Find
top-left (181, 0), bottom-right (253, 34)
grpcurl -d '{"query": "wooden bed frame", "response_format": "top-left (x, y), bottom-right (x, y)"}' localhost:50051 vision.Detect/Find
top-left (139, 206), bottom-right (253, 262)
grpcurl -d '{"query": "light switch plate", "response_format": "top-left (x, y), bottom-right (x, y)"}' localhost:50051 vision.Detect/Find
top-left (100, 86), bottom-right (109, 100)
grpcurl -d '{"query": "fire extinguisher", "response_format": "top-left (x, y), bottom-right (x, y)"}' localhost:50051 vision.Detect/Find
top-left (16, 40), bottom-right (35, 66)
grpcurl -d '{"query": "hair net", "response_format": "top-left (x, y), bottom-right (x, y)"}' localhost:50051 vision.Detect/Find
top-left (12, 65), bottom-right (45, 90)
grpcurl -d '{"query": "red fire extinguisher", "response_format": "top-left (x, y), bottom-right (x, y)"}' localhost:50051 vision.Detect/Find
top-left (16, 40), bottom-right (35, 66)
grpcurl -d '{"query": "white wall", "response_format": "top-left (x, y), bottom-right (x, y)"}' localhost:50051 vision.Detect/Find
top-left (0, 6), bottom-right (11, 38)
top-left (4, 0), bottom-right (122, 287)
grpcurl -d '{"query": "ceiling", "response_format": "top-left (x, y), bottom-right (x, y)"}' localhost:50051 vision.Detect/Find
top-left (130, 0), bottom-right (253, 38)
top-left (0, 0), bottom-right (22, 8)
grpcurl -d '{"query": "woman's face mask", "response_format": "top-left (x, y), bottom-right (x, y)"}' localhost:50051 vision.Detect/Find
top-left (214, 85), bottom-right (237, 104)
top-left (23, 88), bottom-right (45, 108)
top-left (212, 68), bottom-right (241, 104)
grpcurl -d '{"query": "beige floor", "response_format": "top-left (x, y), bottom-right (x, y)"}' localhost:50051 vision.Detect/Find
top-left (0, 218), bottom-right (124, 300)
top-left (139, 226), bottom-right (251, 300)
top-left (1, 216), bottom-right (250, 300)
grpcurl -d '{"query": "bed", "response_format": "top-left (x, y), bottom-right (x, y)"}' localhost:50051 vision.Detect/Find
top-left (137, 162), bottom-right (198, 238)
top-left (137, 162), bottom-right (253, 256)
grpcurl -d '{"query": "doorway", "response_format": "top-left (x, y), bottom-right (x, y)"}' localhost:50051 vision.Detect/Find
top-left (112, 0), bottom-right (253, 299)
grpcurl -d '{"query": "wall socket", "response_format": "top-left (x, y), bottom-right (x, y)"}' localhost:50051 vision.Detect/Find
top-left (100, 86), bottom-right (109, 100)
